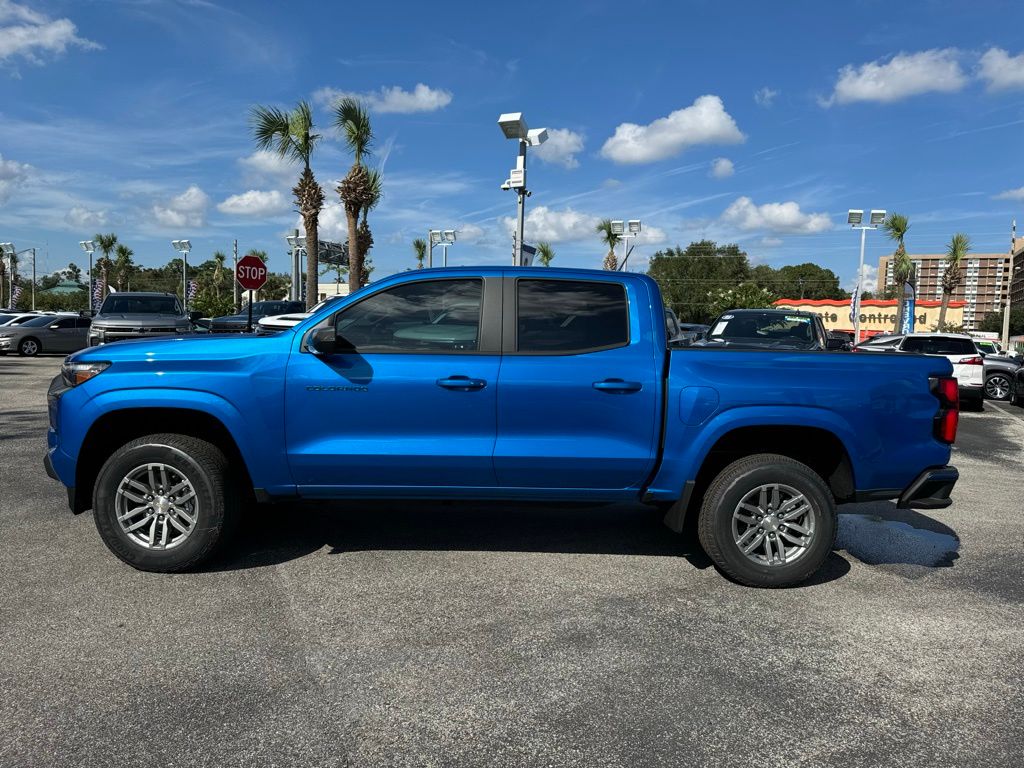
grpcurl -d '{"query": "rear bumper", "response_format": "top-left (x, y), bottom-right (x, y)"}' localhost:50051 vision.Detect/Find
top-left (958, 384), bottom-right (984, 402)
top-left (897, 465), bottom-right (958, 510)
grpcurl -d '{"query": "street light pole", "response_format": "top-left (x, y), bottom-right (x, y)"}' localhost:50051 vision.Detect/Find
top-left (848, 209), bottom-right (886, 344)
top-left (498, 113), bottom-right (548, 266)
top-left (171, 240), bottom-right (192, 312)
top-left (79, 240), bottom-right (96, 312)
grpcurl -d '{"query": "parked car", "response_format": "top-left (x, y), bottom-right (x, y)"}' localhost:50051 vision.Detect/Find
top-left (697, 308), bottom-right (842, 351)
top-left (1012, 367), bottom-right (1024, 407)
top-left (45, 267), bottom-right (959, 588)
top-left (88, 292), bottom-right (198, 347)
top-left (256, 295), bottom-right (346, 335)
top-left (0, 312), bottom-right (52, 328)
top-left (210, 300), bottom-right (306, 333)
top-left (0, 314), bottom-right (91, 356)
top-left (856, 333), bottom-right (985, 408)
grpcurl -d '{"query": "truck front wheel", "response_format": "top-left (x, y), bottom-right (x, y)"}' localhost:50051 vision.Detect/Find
top-left (697, 454), bottom-right (837, 588)
top-left (93, 433), bottom-right (238, 572)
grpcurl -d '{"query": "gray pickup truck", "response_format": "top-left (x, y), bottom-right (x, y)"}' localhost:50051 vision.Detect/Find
top-left (88, 292), bottom-right (199, 347)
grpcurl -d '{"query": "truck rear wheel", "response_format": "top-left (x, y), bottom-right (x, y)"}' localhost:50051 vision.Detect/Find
top-left (697, 453), bottom-right (836, 588)
top-left (93, 433), bottom-right (238, 572)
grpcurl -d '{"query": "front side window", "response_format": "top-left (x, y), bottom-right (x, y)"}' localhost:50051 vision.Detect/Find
top-left (516, 279), bottom-right (629, 353)
top-left (332, 279), bottom-right (482, 353)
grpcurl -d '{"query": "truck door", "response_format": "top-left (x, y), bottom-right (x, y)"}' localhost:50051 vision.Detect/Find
top-left (493, 276), bottom-right (661, 491)
top-left (284, 276), bottom-right (502, 491)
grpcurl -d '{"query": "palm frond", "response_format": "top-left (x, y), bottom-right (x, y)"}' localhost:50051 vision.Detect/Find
top-left (249, 105), bottom-right (294, 156)
top-left (333, 97), bottom-right (373, 164)
top-left (882, 213), bottom-right (909, 244)
top-left (946, 232), bottom-right (970, 263)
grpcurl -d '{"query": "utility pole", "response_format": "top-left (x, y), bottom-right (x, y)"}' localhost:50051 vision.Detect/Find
top-left (1002, 220), bottom-right (1015, 349)
top-left (233, 239), bottom-right (241, 312)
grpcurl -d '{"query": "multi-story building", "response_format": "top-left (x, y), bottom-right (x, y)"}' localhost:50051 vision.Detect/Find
top-left (877, 252), bottom-right (1011, 330)
top-left (1009, 236), bottom-right (1024, 310)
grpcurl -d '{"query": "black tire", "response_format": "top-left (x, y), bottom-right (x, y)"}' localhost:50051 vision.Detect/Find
top-left (93, 433), bottom-right (238, 572)
top-left (697, 453), bottom-right (837, 588)
top-left (18, 337), bottom-right (40, 356)
top-left (984, 373), bottom-right (1012, 401)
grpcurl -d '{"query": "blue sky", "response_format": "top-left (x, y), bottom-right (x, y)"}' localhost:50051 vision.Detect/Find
top-left (2, 0), bottom-right (1024, 290)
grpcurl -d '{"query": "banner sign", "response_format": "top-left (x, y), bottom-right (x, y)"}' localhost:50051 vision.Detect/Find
top-left (900, 281), bottom-right (916, 334)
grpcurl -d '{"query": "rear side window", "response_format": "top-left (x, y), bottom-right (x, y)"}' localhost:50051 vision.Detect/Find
top-left (516, 279), bottom-right (629, 353)
top-left (902, 337), bottom-right (976, 355)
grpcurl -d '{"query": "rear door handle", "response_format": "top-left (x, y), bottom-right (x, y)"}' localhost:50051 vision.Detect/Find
top-left (437, 375), bottom-right (487, 391)
top-left (593, 378), bottom-right (643, 393)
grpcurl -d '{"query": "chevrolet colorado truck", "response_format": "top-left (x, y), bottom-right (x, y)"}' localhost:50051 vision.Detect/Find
top-left (44, 268), bottom-right (960, 587)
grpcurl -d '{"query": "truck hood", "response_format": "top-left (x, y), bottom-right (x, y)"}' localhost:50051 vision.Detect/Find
top-left (70, 331), bottom-right (286, 363)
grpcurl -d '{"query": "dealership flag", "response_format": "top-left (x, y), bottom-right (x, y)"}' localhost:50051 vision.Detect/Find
top-left (8, 285), bottom-right (22, 310)
top-left (849, 282), bottom-right (860, 324)
top-left (187, 280), bottom-right (198, 301)
top-left (900, 281), bottom-right (916, 334)
top-left (92, 279), bottom-right (105, 311)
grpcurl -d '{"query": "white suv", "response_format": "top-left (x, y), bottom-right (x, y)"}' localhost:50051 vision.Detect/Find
top-left (858, 333), bottom-right (984, 408)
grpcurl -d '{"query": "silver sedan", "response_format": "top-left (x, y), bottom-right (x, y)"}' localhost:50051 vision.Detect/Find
top-left (0, 315), bottom-right (91, 356)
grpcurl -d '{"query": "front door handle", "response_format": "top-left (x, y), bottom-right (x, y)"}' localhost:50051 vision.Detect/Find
top-left (437, 375), bottom-right (487, 391)
top-left (593, 378), bottom-right (643, 393)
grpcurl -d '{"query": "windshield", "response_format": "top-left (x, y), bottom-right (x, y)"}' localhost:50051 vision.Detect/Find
top-left (975, 340), bottom-right (998, 354)
top-left (100, 295), bottom-right (181, 315)
top-left (707, 312), bottom-right (816, 347)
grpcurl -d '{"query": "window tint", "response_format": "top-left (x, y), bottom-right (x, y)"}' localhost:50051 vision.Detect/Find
top-left (52, 317), bottom-right (78, 329)
top-left (902, 336), bottom-right (976, 355)
top-left (516, 279), bottom-right (629, 353)
top-left (76, 318), bottom-right (92, 329)
top-left (332, 279), bottom-right (482, 353)
top-left (100, 295), bottom-right (181, 314)
top-left (708, 312), bottom-right (815, 347)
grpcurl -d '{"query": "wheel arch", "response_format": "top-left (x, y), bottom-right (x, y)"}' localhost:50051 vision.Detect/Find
top-left (74, 407), bottom-right (254, 514)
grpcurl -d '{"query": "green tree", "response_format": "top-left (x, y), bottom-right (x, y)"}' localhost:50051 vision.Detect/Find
top-left (536, 242), bottom-right (555, 267)
top-left (94, 232), bottom-right (118, 297)
top-left (978, 308), bottom-right (1024, 336)
top-left (412, 238), bottom-right (427, 269)
top-left (938, 233), bottom-right (969, 331)
top-left (334, 97), bottom-right (374, 295)
top-left (62, 262), bottom-right (83, 283)
top-left (352, 167), bottom-right (382, 287)
top-left (114, 244), bottom-right (135, 291)
top-left (706, 282), bottom-right (777, 318)
top-left (647, 240), bottom-right (751, 323)
top-left (251, 101), bottom-right (324, 310)
top-left (750, 263), bottom-right (847, 300)
top-left (882, 213), bottom-right (911, 332)
top-left (596, 219), bottom-right (621, 270)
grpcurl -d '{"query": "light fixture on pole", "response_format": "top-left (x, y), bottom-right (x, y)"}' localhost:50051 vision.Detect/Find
top-left (498, 112), bottom-right (548, 265)
top-left (171, 239), bottom-right (192, 311)
top-left (441, 229), bottom-right (456, 267)
top-left (79, 240), bottom-right (96, 312)
top-left (1, 243), bottom-right (37, 310)
top-left (286, 231), bottom-right (304, 301)
top-left (609, 219), bottom-right (643, 270)
top-left (848, 209), bottom-right (886, 344)
top-left (428, 229), bottom-right (442, 268)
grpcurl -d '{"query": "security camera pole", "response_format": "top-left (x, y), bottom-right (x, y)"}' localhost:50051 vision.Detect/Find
top-left (847, 208), bottom-right (886, 345)
top-left (498, 113), bottom-right (548, 265)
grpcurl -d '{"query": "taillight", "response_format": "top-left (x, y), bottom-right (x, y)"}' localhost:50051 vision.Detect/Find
top-left (959, 356), bottom-right (983, 366)
top-left (930, 375), bottom-right (959, 444)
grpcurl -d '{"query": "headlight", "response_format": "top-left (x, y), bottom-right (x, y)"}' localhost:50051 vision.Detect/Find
top-left (61, 360), bottom-right (111, 387)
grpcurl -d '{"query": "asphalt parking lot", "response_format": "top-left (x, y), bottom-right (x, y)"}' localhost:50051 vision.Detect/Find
top-left (1, 355), bottom-right (1022, 768)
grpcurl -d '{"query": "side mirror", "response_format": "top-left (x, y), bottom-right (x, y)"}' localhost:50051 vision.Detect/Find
top-left (189, 311), bottom-right (203, 323)
top-left (825, 338), bottom-right (847, 351)
top-left (309, 326), bottom-right (337, 355)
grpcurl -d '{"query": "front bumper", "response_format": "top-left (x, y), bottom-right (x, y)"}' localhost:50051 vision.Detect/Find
top-left (897, 465), bottom-right (958, 510)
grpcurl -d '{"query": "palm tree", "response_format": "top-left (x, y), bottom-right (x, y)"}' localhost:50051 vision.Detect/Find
top-left (938, 233), bottom-right (969, 331)
top-left (211, 251), bottom-right (227, 299)
top-left (94, 233), bottom-right (118, 298)
top-left (536, 242), bottom-right (555, 267)
top-left (412, 238), bottom-right (427, 269)
top-left (250, 101), bottom-right (323, 309)
top-left (354, 167), bottom-right (382, 287)
top-left (114, 244), bottom-right (135, 291)
top-left (596, 219), bottom-right (621, 270)
top-left (882, 214), bottom-right (911, 332)
top-left (333, 97), bottom-right (374, 295)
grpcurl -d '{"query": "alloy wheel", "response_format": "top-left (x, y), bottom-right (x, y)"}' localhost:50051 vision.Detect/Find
top-left (114, 463), bottom-right (199, 550)
top-left (731, 483), bottom-right (815, 566)
top-left (985, 375), bottom-right (1010, 400)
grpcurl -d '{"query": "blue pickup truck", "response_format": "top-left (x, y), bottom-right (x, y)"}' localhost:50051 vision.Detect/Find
top-left (44, 268), bottom-right (960, 587)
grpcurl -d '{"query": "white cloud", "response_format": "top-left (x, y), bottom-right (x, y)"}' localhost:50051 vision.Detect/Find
top-left (633, 226), bottom-right (667, 246)
top-left (0, 153), bottom-right (31, 204)
top-left (822, 49), bottom-right (967, 106)
top-left (500, 206), bottom-right (598, 243)
top-left (65, 205), bottom-right (111, 229)
top-left (456, 223), bottom-right (486, 244)
top-left (238, 150), bottom-right (297, 188)
top-left (709, 157), bottom-right (734, 179)
top-left (151, 185), bottom-right (209, 228)
top-left (845, 263), bottom-right (878, 293)
top-left (303, 202), bottom-right (347, 242)
top-left (0, 0), bottom-right (100, 65)
top-left (979, 47), bottom-right (1024, 91)
top-left (217, 189), bottom-right (288, 217)
top-left (532, 128), bottom-right (585, 169)
top-left (721, 196), bottom-right (832, 234)
top-left (760, 236), bottom-right (783, 247)
top-left (313, 83), bottom-right (452, 114)
top-left (754, 87), bottom-right (778, 107)
top-left (600, 95), bottom-right (745, 164)
top-left (994, 187), bottom-right (1024, 200)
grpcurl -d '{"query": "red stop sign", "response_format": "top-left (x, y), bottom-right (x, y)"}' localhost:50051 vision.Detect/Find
top-left (236, 254), bottom-right (268, 291)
